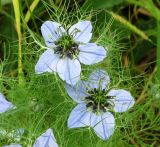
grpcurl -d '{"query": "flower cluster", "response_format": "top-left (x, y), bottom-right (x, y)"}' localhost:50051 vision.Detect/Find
top-left (0, 20), bottom-right (135, 146)
top-left (34, 20), bottom-right (135, 141)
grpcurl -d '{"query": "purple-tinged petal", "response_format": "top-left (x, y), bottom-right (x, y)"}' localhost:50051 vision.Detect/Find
top-left (91, 112), bottom-right (115, 140)
top-left (88, 69), bottom-right (110, 90)
top-left (108, 89), bottom-right (135, 113)
top-left (0, 93), bottom-right (14, 113)
top-left (41, 21), bottom-right (66, 48)
top-left (33, 128), bottom-right (58, 147)
top-left (68, 103), bottom-right (92, 128)
top-left (78, 43), bottom-right (106, 65)
top-left (57, 58), bottom-right (81, 85)
top-left (69, 21), bottom-right (92, 43)
top-left (35, 49), bottom-right (60, 74)
top-left (3, 145), bottom-right (22, 147)
top-left (66, 81), bottom-right (88, 103)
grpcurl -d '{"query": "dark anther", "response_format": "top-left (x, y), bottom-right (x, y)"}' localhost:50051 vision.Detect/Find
top-left (71, 43), bottom-right (78, 49)
top-left (85, 96), bottom-right (93, 101)
top-left (99, 104), bottom-right (106, 112)
top-left (105, 102), bottom-right (110, 107)
top-left (106, 96), bottom-right (114, 99)
top-left (86, 102), bottom-right (93, 107)
top-left (55, 41), bottom-right (58, 45)
top-left (66, 52), bottom-right (72, 58)
top-left (92, 104), bottom-right (97, 111)
top-left (88, 90), bottom-right (94, 95)
top-left (102, 89), bottom-right (105, 93)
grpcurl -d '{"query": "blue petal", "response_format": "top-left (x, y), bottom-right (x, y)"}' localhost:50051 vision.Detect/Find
top-left (0, 93), bottom-right (14, 113)
top-left (41, 21), bottom-right (66, 48)
top-left (91, 112), bottom-right (115, 140)
top-left (78, 43), bottom-right (106, 65)
top-left (66, 81), bottom-right (88, 103)
top-left (33, 128), bottom-right (58, 147)
top-left (67, 103), bottom-right (92, 128)
top-left (107, 89), bottom-right (135, 113)
top-left (88, 69), bottom-right (110, 90)
top-left (57, 58), bottom-right (81, 85)
top-left (69, 21), bottom-right (92, 43)
top-left (3, 145), bottom-right (22, 147)
top-left (35, 49), bottom-right (60, 74)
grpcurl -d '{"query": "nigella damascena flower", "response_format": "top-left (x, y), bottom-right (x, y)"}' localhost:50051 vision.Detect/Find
top-left (66, 70), bottom-right (135, 140)
top-left (35, 20), bottom-right (106, 85)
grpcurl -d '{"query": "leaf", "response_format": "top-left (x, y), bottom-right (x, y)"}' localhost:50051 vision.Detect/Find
top-left (2, 144), bottom-right (22, 147)
top-left (83, 0), bottom-right (127, 10)
top-left (33, 129), bottom-right (58, 147)
top-left (128, 0), bottom-right (160, 21)
top-left (108, 11), bottom-right (150, 41)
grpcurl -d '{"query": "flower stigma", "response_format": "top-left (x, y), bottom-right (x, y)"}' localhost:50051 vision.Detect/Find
top-left (85, 88), bottom-right (115, 113)
top-left (54, 35), bottom-right (79, 59)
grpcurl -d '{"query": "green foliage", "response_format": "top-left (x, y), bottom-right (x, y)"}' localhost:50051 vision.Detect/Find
top-left (0, 0), bottom-right (159, 146)
top-left (83, 0), bottom-right (127, 9)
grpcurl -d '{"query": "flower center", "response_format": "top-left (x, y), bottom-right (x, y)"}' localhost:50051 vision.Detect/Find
top-left (54, 35), bottom-right (79, 59)
top-left (85, 88), bottom-right (114, 113)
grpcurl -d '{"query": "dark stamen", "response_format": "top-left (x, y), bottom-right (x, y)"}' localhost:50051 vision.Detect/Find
top-left (86, 102), bottom-right (93, 108)
top-left (85, 88), bottom-right (114, 113)
top-left (85, 96), bottom-right (93, 101)
top-left (93, 104), bottom-right (97, 111)
top-left (54, 35), bottom-right (79, 59)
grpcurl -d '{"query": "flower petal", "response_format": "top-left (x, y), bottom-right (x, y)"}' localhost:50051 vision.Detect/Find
top-left (3, 145), bottom-right (22, 147)
top-left (108, 89), bottom-right (135, 113)
top-left (33, 128), bottom-right (58, 147)
top-left (0, 93), bottom-right (14, 113)
top-left (69, 21), bottom-right (92, 43)
top-left (91, 112), bottom-right (115, 140)
top-left (78, 43), bottom-right (106, 65)
top-left (88, 69), bottom-right (110, 89)
top-left (68, 103), bottom-right (92, 128)
top-left (35, 49), bottom-right (60, 74)
top-left (57, 58), bottom-right (81, 85)
top-left (66, 81), bottom-right (88, 103)
top-left (41, 21), bottom-right (66, 48)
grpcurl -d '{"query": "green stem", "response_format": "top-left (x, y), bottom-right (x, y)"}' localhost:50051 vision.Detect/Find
top-left (12, 0), bottom-right (25, 86)
top-left (24, 0), bottom-right (40, 23)
top-left (157, 21), bottom-right (160, 77)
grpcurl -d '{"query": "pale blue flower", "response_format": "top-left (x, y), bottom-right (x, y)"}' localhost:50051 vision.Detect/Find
top-left (35, 21), bottom-right (106, 85)
top-left (0, 93), bottom-right (14, 113)
top-left (66, 70), bottom-right (135, 140)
